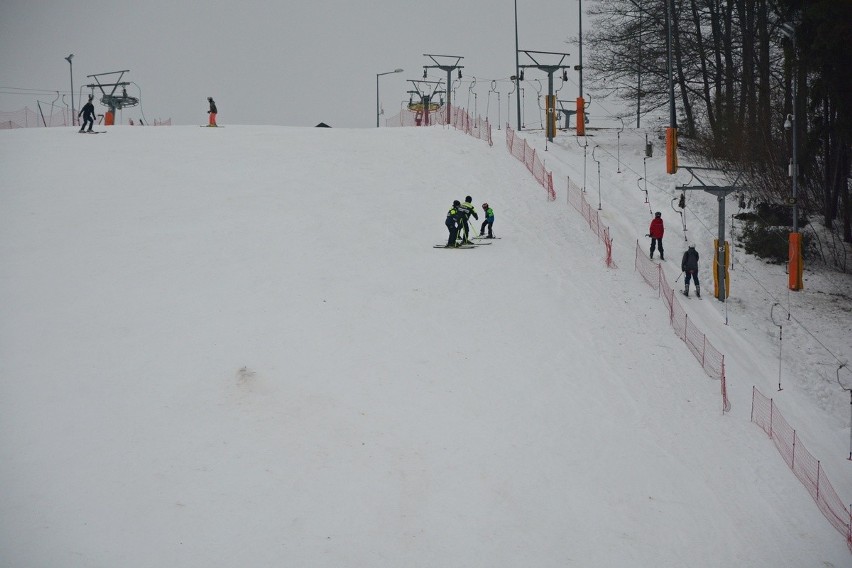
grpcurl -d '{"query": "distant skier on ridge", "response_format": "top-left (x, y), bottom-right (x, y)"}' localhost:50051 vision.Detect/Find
top-left (207, 97), bottom-right (218, 127)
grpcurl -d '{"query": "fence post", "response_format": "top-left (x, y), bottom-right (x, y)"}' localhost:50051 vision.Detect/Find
top-left (770, 398), bottom-right (774, 438)
top-left (669, 289), bottom-right (675, 324)
top-left (816, 460), bottom-right (820, 501)
top-left (751, 386), bottom-right (755, 422)
top-left (792, 430), bottom-right (796, 469)
top-left (702, 335), bottom-right (706, 367)
top-left (847, 508), bottom-right (851, 552)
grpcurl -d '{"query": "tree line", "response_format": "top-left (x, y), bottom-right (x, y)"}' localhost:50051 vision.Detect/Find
top-left (584, 0), bottom-right (851, 260)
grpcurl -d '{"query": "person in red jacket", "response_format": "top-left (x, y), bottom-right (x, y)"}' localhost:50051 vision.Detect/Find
top-left (648, 211), bottom-right (665, 260)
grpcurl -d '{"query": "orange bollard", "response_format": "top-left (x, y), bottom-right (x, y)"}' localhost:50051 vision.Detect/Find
top-left (666, 127), bottom-right (678, 174)
top-left (576, 97), bottom-right (585, 136)
top-left (789, 232), bottom-right (804, 290)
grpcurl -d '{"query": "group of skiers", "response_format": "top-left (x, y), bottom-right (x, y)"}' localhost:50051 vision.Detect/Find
top-left (441, 201), bottom-right (699, 295)
top-left (444, 196), bottom-right (494, 247)
top-left (647, 211), bottom-right (701, 297)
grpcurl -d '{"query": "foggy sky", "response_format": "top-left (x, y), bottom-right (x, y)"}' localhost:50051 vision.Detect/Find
top-left (0, 1), bottom-right (586, 128)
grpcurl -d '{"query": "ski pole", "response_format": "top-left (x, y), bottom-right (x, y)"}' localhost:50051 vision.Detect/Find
top-left (675, 271), bottom-right (684, 283)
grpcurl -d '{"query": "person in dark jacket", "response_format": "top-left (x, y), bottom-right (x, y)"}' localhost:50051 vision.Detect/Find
top-left (648, 211), bottom-right (665, 260)
top-left (78, 95), bottom-right (96, 132)
top-left (207, 97), bottom-right (218, 127)
top-left (445, 200), bottom-right (464, 247)
top-left (681, 243), bottom-right (700, 297)
top-left (479, 202), bottom-right (495, 238)
top-left (457, 196), bottom-right (479, 244)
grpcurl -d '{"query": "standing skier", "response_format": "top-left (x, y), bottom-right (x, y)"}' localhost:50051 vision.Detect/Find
top-left (445, 200), bottom-right (464, 247)
top-left (648, 211), bottom-right (665, 260)
top-left (681, 243), bottom-right (700, 297)
top-left (78, 94), bottom-right (96, 132)
top-left (457, 196), bottom-right (479, 245)
top-left (207, 97), bottom-right (218, 127)
top-left (479, 202), bottom-right (495, 238)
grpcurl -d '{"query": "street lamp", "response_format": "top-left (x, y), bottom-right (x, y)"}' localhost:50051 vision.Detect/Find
top-left (65, 54), bottom-right (74, 126)
top-left (514, 0), bottom-right (522, 131)
top-left (377, 68), bottom-right (403, 127)
top-left (780, 21), bottom-right (802, 291)
top-left (665, 0), bottom-right (678, 174)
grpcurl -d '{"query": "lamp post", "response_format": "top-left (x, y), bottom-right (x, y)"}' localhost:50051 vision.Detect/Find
top-left (780, 21), bottom-right (802, 291)
top-left (377, 68), bottom-right (403, 127)
top-left (784, 111), bottom-right (797, 232)
top-left (65, 54), bottom-right (74, 126)
top-left (665, 0), bottom-right (678, 174)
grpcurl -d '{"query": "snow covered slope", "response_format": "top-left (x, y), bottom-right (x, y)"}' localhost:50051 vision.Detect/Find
top-left (0, 124), bottom-right (849, 567)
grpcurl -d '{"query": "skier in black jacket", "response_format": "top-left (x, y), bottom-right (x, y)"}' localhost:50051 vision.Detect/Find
top-left (445, 200), bottom-right (464, 247)
top-left (457, 196), bottom-right (479, 245)
top-left (78, 95), bottom-right (96, 132)
top-left (681, 243), bottom-right (700, 297)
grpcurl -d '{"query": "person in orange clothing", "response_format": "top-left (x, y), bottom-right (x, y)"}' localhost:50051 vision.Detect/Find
top-left (207, 97), bottom-right (218, 127)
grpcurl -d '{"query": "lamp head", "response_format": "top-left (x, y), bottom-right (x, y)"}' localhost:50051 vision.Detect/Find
top-left (65, 54), bottom-right (74, 63)
top-left (394, 68), bottom-right (403, 73)
top-left (784, 114), bottom-right (793, 131)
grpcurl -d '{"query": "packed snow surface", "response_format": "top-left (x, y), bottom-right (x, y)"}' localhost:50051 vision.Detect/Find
top-left (1, 124), bottom-right (850, 567)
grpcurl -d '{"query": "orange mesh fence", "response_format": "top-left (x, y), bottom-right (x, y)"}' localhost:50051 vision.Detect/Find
top-left (504, 126), bottom-right (556, 201)
top-left (383, 105), bottom-right (493, 147)
top-left (0, 107), bottom-right (171, 128)
top-left (565, 176), bottom-right (616, 268)
top-left (635, 242), bottom-right (730, 413)
top-left (0, 106), bottom-right (73, 128)
top-left (433, 106), bottom-right (493, 146)
top-left (752, 387), bottom-right (852, 550)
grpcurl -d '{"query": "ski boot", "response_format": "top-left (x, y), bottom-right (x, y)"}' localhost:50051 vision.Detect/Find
top-left (696, 285), bottom-right (701, 298)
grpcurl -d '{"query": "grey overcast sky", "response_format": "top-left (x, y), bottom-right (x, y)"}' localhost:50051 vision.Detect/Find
top-left (0, 1), bottom-right (585, 128)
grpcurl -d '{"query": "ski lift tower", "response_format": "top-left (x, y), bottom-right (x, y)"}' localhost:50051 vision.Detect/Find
top-left (677, 166), bottom-right (746, 302)
top-left (86, 70), bottom-right (139, 126)
top-left (407, 79), bottom-right (444, 127)
top-left (422, 54), bottom-right (464, 122)
top-left (518, 50), bottom-right (571, 143)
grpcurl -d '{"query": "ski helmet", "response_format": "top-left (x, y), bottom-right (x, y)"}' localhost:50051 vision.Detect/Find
top-left (655, 211), bottom-right (661, 217)
top-left (688, 243), bottom-right (695, 248)
top-left (453, 200), bottom-right (460, 206)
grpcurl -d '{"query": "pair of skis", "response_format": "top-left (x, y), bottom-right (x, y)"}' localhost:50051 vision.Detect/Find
top-left (433, 236), bottom-right (499, 249)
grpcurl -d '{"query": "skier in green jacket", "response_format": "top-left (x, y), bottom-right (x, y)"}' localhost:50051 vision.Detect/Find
top-left (479, 202), bottom-right (494, 238)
